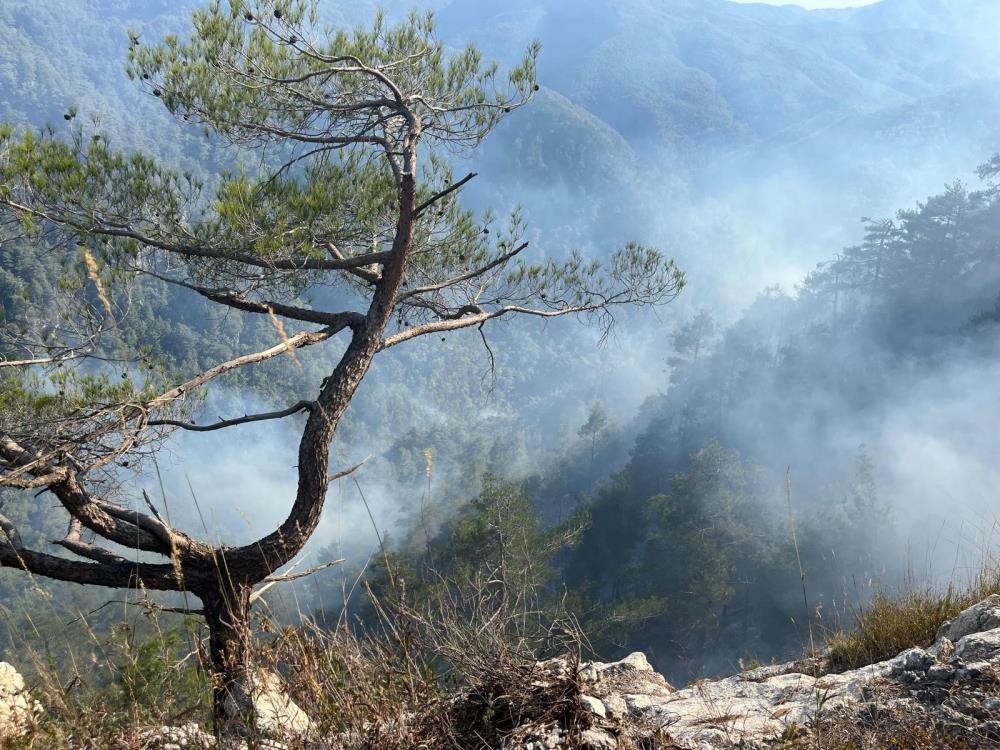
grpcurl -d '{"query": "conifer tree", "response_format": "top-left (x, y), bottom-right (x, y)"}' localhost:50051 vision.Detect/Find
top-left (0, 0), bottom-right (683, 732)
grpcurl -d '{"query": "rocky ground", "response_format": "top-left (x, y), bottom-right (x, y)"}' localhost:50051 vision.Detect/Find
top-left (7, 596), bottom-right (1000, 748)
top-left (552, 594), bottom-right (1000, 749)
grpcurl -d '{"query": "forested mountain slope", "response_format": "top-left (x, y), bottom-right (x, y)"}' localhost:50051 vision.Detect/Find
top-left (2, 0), bottom-right (1000, 686)
top-left (5, 0), bottom-right (998, 296)
top-left (370, 163), bottom-right (1000, 682)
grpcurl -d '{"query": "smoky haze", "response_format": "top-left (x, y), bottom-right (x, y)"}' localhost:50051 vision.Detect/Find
top-left (146, 0), bottom-right (1000, 581)
top-left (5, 0), bottom-right (1000, 679)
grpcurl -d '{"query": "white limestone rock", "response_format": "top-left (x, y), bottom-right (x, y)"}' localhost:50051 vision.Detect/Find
top-left (579, 694), bottom-right (607, 718)
top-left (221, 667), bottom-right (312, 741)
top-left (138, 722), bottom-right (215, 750)
top-left (0, 661), bottom-right (41, 741)
top-left (936, 594), bottom-right (1000, 643)
top-left (954, 628), bottom-right (1000, 663)
top-left (579, 727), bottom-right (617, 749)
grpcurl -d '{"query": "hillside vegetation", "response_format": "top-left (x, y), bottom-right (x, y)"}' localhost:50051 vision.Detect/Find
top-left (0, 0), bottom-right (999, 746)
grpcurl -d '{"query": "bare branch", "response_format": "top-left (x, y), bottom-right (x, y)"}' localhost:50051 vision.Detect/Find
top-left (148, 400), bottom-right (315, 433)
top-left (326, 242), bottom-right (380, 285)
top-left (249, 558), bottom-right (345, 604)
top-left (0, 544), bottom-right (184, 590)
top-left (0, 353), bottom-right (86, 369)
top-left (0, 437), bottom-right (171, 554)
top-left (413, 172), bottom-right (477, 217)
top-left (55, 538), bottom-right (131, 566)
top-left (380, 303), bottom-right (609, 349)
top-left (328, 459), bottom-right (369, 483)
top-left (147, 325), bottom-right (346, 411)
top-left (144, 272), bottom-right (360, 327)
top-left (479, 322), bottom-right (497, 387)
top-left (396, 242), bottom-right (530, 304)
top-left (93, 499), bottom-right (176, 550)
top-left (65, 600), bottom-right (205, 625)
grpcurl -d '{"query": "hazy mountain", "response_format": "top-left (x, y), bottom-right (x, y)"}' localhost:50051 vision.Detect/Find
top-left (6, 0), bottom-right (997, 200)
top-left (432, 0), bottom-right (1000, 150)
top-left (428, 0), bottom-right (1000, 296)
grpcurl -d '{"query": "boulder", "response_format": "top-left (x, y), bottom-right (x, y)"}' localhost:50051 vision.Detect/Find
top-left (0, 661), bottom-right (41, 741)
top-left (936, 595), bottom-right (1000, 643)
top-left (221, 667), bottom-right (313, 742)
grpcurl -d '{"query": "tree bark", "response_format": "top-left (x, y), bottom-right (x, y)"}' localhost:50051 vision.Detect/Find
top-left (200, 576), bottom-right (253, 737)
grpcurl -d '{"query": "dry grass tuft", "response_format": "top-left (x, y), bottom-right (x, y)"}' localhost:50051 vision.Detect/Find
top-left (268, 577), bottom-right (590, 749)
top-left (824, 566), bottom-right (1000, 672)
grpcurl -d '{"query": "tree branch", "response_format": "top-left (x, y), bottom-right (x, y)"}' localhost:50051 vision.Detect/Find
top-left (148, 400), bottom-right (315, 433)
top-left (328, 459), bottom-right (368, 483)
top-left (413, 172), bottom-right (477, 217)
top-left (146, 325), bottom-right (346, 411)
top-left (0, 544), bottom-right (184, 590)
top-left (92, 499), bottom-right (176, 550)
top-left (0, 353), bottom-right (85, 369)
top-left (1, 200), bottom-right (392, 272)
top-left (0, 437), bottom-right (172, 554)
top-left (395, 242), bottom-right (529, 304)
top-left (380, 303), bottom-right (609, 349)
top-left (144, 272), bottom-right (360, 327)
top-left (249, 558), bottom-right (345, 604)
top-left (326, 242), bottom-right (380, 285)
top-left (55, 538), bottom-right (131, 566)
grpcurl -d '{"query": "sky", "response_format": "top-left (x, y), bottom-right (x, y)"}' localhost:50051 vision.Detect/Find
top-left (729, 0), bottom-right (880, 7)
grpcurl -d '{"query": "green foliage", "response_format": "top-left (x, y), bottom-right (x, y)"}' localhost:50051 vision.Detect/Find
top-left (0, 126), bottom-right (195, 237)
top-left (114, 623), bottom-right (210, 713)
top-left (126, 2), bottom-right (537, 149)
top-left (365, 475), bottom-right (580, 624)
top-left (565, 443), bottom-right (795, 670)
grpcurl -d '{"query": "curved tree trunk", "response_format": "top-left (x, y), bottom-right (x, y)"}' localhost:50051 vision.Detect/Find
top-left (194, 171), bottom-right (418, 737)
top-left (200, 576), bottom-right (253, 737)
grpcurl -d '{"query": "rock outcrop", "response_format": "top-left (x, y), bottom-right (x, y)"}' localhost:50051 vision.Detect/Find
top-left (560, 595), bottom-right (1000, 749)
top-left (140, 668), bottom-right (311, 750)
top-left (0, 661), bottom-right (41, 741)
top-left (221, 667), bottom-right (313, 741)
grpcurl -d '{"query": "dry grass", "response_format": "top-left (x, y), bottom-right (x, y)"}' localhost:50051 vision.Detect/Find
top-left (268, 578), bottom-right (590, 750)
top-left (781, 721), bottom-right (982, 750)
top-left (12, 555), bottom-right (1000, 747)
top-left (824, 565), bottom-right (1000, 672)
top-left (0, 607), bottom-right (210, 749)
top-left (0, 574), bottom-right (596, 750)
top-left (807, 676), bottom-right (1000, 750)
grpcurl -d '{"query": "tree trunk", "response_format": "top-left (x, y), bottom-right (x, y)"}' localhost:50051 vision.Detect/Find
top-left (201, 580), bottom-right (253, 738)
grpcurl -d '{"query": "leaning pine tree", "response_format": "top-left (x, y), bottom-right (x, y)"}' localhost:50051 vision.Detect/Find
top-left (0, 0), bottom-right (683, 735)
